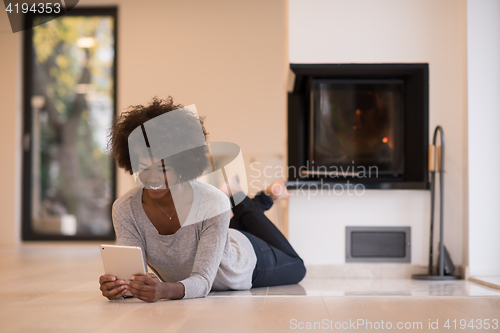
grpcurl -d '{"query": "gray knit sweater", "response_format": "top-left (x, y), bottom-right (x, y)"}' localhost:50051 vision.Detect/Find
top-left (112, 181), bottom-right (257, 299)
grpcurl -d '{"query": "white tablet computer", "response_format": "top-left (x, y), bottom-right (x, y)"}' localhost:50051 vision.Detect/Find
top-left (100, 244), bottom-right (147, 296)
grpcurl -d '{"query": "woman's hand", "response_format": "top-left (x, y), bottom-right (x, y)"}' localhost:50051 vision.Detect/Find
top-left (127, 273), bottom-right (165, 303)
top-left (127, 273), bottom-right (186, 302)
top-left (99, 274), bottom-right (128, 300)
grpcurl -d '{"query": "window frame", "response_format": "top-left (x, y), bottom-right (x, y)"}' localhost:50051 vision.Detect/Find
top-left (22, 7), bottom-right (118, 241)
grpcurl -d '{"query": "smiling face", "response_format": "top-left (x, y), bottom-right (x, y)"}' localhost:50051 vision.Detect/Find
top-left (138, 155), bottom-right (180, 200)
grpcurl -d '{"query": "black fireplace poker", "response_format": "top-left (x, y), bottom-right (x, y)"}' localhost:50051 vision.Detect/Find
top-left (412, 126), bottom-right (459, 281)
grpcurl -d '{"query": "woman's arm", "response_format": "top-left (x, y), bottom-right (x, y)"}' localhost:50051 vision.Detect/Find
top-left (99, 203), bottom-right (146, 300)
top-left (110, 188), bottom-right (231, 302)
top-left (179, 210), bottom-right (231, 299)
top-left (112, 203), bottom-right (187, 302)
top-left (126, 210), bottom-right (230, 301)
top-left (112, 204), bottom-right (147, 262)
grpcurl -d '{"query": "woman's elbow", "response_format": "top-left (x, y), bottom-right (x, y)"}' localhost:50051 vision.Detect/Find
top-left (201, 281), bottom-right (212, 298)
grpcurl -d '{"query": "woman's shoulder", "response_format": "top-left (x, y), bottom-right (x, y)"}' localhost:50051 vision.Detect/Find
top-left (190, 181), bottom-right (231, 211)
top-left (112, 186), bottom-right (142, 214)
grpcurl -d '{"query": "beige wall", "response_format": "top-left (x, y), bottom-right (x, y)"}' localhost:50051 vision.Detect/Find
top-left (113, 0), bottom-right (288, 196)
top-left (0, 14), bottom-right (22, 245)
top-left (0, 0), bottom-right (288, 245)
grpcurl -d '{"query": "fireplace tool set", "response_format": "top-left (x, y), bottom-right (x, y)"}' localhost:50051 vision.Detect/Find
top-left (412, 126), bottom-right (458, 280)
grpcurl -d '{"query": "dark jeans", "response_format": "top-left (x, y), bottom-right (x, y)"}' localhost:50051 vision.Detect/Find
top-left (229, 192), bottom-right (306, 288)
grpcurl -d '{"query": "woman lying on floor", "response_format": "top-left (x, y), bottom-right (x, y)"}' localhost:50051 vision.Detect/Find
top-left (99, 97), bottom-right (306, 302)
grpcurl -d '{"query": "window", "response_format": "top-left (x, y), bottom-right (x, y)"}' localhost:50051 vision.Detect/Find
top-left (22, 8), bottom-right (118, 240)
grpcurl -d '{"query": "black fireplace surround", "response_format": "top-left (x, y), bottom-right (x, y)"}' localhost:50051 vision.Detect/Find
top-left (287, 64), bottom-right (429, 190)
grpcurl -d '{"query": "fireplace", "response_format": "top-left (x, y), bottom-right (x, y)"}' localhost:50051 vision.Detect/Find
top-left (288, 64), bottom-right (429, 189)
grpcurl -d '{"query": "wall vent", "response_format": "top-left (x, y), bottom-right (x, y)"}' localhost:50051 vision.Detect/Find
top-left (346, 226), bottom-right (411, 263)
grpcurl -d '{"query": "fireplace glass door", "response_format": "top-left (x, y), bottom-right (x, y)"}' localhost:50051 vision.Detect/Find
top-left (312, 79), bottom-right (405, 178)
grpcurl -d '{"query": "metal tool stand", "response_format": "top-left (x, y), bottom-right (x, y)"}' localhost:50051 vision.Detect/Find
top-left (412, 126), bottom-right (458, 280)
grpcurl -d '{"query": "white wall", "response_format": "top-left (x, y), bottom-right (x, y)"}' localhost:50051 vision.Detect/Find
top-left (288, 0), bottom-right (468, 266)
top-left (467, 0), bottom-right (500, 277)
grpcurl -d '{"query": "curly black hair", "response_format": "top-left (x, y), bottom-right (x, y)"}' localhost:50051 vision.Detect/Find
top-left (108, 96), bottom-right (210, 180)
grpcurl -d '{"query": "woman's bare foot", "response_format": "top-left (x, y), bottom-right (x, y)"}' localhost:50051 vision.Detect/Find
top-left (265, 179), bottom-right (290, 201)
top-left (219, 174), bottom-right (242, 197)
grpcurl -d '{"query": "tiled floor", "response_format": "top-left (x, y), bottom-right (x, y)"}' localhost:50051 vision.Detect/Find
top-left (211, 278), bottom-right (500, 297)
top-left (1, 244), bottom-right (500, 333)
